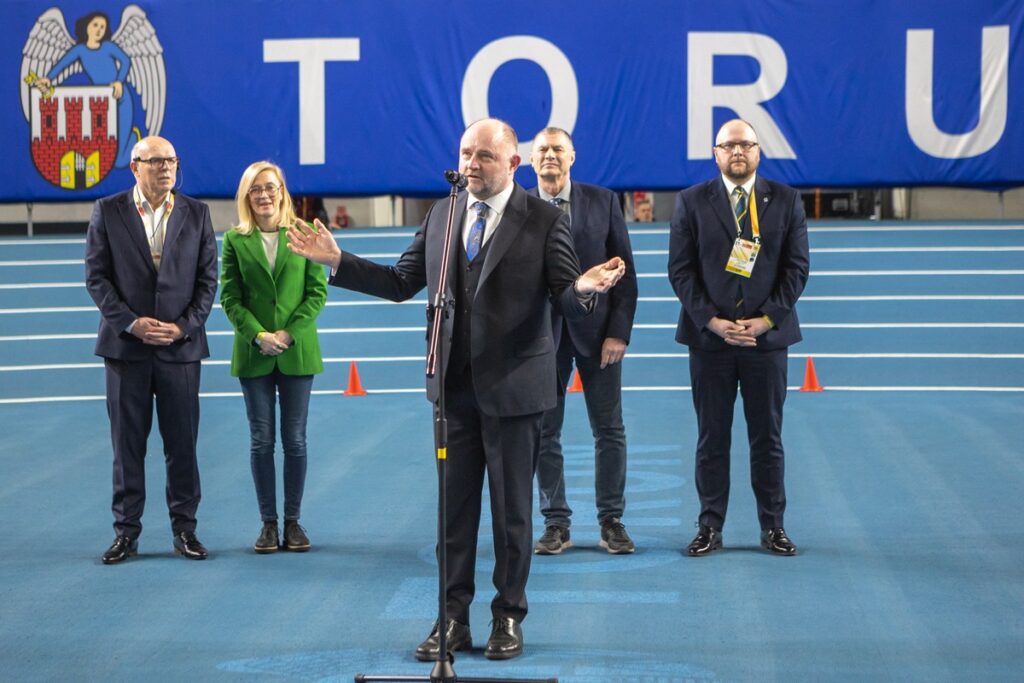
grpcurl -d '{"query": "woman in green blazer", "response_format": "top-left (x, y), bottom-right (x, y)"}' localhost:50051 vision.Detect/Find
top-left (221, 161), bottom-right (327, 553)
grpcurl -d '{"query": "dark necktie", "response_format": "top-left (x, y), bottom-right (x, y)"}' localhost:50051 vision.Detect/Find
top-left (732, 187), bottom-right (748, 317)
top-left (733, 186), bottom-right (748, 234)
top-left (467, 201), bottom-right (488, 261)
top-left (549, 197), bottom-right (570, 227)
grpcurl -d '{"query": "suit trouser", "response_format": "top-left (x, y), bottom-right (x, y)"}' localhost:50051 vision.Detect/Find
top-left (689, 347), bottom-right (788, 530)
top-left (442, 368), bottom-right (541, 625)
top-left (537, 332), bottom-right (627, 527)
top-left (105, 357), bottom-right (202, 539)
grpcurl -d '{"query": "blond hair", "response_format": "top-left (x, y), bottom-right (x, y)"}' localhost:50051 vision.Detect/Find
top-left (233, 161), bottom-right (297, 235)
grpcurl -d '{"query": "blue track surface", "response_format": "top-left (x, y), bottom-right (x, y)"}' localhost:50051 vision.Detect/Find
top-left (1, 221), bottom-right (1022, 681)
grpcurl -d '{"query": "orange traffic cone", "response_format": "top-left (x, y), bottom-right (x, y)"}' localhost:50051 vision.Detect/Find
top-left (800, 357), bottom-right (824, 392)
top-left (567, 368), bottom-right (584, 393)
top-left (344, 361), bottom-right (368, 396)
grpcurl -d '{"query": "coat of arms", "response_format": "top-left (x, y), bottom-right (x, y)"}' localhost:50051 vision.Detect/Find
top-left (20, 5), bottom-right (166, 190)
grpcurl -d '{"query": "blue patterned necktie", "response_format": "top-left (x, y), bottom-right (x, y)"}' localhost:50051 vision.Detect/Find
top-left (549, 197), bottom-right (570, 227)
top-left (467, 201), bottom-right (489, 261)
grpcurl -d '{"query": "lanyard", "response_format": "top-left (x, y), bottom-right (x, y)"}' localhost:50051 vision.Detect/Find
top-left (749, 188), bottom-right (760, 242)
top-left (133, 186), bottom-right (174, 252)
top-left (734, 187), bottom-right (761, 243)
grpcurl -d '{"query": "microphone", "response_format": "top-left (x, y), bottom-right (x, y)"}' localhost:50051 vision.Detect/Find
top-left (444, 169), bottom-right (468, 189)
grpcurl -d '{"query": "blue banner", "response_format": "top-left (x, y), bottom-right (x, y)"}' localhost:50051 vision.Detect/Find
top-left (2, 0), bottom-right (1022, 201)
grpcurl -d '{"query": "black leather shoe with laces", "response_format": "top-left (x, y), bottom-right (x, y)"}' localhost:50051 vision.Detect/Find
top-left (102, 536), bottom-right (138, 564)
top-left (283, 520), bottom-right (310, 551)
top-left (172, 531), bottom-right (208, 560)
top-left (760, 527), bottom-right (797, 555)
top-left (534, 525), bottom-right (572, 555)
top-left (600, 517), bottom-right (636, 554)
top-left (484, 617), bottom-right (523, 660)
top-left (414, 619), bottom-right (472, 661)
top-left (686, 525), bottom-right (722, 556)
top-left (254, 522), bottom-right (279, 554)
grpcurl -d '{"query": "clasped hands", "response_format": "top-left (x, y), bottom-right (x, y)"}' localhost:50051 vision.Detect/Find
top-left (131, 317), bottom-right (183, 346)
top-left (256, 330), bottom-right (292, 356)
top-left (707, 316), bottom-right (771, 347)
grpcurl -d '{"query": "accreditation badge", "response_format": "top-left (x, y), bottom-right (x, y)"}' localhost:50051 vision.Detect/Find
top-left (725, 238), bottom-right (760, 278)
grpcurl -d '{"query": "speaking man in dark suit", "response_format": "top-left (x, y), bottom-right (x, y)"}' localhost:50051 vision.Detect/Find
top-left (668, 119), bottom-right (809, 557)
top-left (85, 136), bottom-right (218, 564)
top-left (286, 118), bottom-right (625, 660)
top-left (527, 127), bottom-right (639, 555)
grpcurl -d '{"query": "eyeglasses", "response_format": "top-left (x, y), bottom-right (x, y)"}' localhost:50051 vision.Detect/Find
top-left (248, 184), bottom-right (280, 198)
top-left (133, 156), bottom-right (180, 169)
top-left (714, 141), bottom-right (759, 153)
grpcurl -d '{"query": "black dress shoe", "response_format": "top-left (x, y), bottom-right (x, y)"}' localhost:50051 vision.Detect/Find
top-left (761, 527), bottom-right (797, 555)
top-left (414, 619), bottom-right (472, 661)
top-left (173, 531), bottom-right (208, 560)
top-left (254, 522), bottom-right (279, 554)
top-left (484, 617), bottom-right (523, 660)
top-left (102, 536), bottom-right (138, 564)
top-left (686, 525), bottom-right (723, 556)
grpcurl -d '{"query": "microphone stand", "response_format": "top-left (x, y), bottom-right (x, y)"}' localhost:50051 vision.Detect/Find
top-left (356, 174), bottom-right (556, 683)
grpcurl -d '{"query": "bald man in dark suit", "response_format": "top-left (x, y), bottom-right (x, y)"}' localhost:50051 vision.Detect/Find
top-left (668, 119), bottom-right (809, 557)
top-left (86, 136), bottom-right (218, 564)
top-left (287, 119), bottom-right (626, 660)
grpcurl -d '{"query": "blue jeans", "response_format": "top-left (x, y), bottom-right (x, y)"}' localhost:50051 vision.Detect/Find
top-left (239, 369), bottom-right (314, 522)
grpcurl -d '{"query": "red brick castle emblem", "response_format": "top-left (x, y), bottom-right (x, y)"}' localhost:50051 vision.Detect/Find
top-left (28, 87), bottom-right (119, 189)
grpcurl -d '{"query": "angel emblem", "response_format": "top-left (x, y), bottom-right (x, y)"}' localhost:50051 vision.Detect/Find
top-left (21, 5), bottom-right (166, 168)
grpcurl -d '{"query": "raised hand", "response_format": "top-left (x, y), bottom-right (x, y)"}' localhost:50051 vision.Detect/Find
top-left (576, 256), bottom-right (626, 295)
top-left (286, 218), bottom-right (341, 270)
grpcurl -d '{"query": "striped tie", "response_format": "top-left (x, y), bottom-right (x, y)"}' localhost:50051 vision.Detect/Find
top-left (733, 186), bottom-right (748, 230)
top-left (733, 187), bottom-right (748, 317)
top-left (467, 201), bottom-right (488, 261)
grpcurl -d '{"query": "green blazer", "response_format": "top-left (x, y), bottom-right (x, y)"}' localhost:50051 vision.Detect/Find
top-left (220, 227), bottom-right (327, 378)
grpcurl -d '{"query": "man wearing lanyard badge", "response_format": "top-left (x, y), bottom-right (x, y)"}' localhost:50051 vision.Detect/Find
top-left (667, 119), bottom-right (810, 557)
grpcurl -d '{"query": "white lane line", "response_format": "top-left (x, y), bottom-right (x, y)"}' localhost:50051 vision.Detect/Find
top-left (0, 231), bottom-right (418, 248)
top-left (4, 294), bottom-right (1024, 314)
top-left (4, 321), bottom-right (1024, 342)
top-left (0, 260), bottom-right (84, 266)
top-left (0, 282), bottom-right (82, 289)
top-left (639, 295), bottom-right (1024, 302)
top-left (8, 245), bottom-right (1024, 266)
top-left (633, 247), bottom-right (1024, 256)
top-left (0, 299), bottom-right (429, 314)
top-left (632, 322), bottom-right (1024, 329)
top-left (2, 226), bottom-right (1022, 249)
top-left (808, 269), bottom-right (1024, 276)
top-left (3, 384), bottom-right (1022, 404)
top-left (623, 226), bottom-right (1024, 235)
top-left (635, 269), bottom-right (1024, 278)
top-left (624, 353), bottom-right (1024, 359)
top-left (2, 269), bottom-right (1023, 288)
top-left (3, 351), bottom-right (1021, 372)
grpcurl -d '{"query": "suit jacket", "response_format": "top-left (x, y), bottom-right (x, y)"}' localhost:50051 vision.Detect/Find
top-left (85, 190), bottom-right (218, 362)
top-left (667, 175), bottom-right (809, 351)
top-left (528, 181), bottom-right (638, 357)
top-left (330, 183), bottom-right (591, 416)
top-left (220, 227), bottom-right (328, 378)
